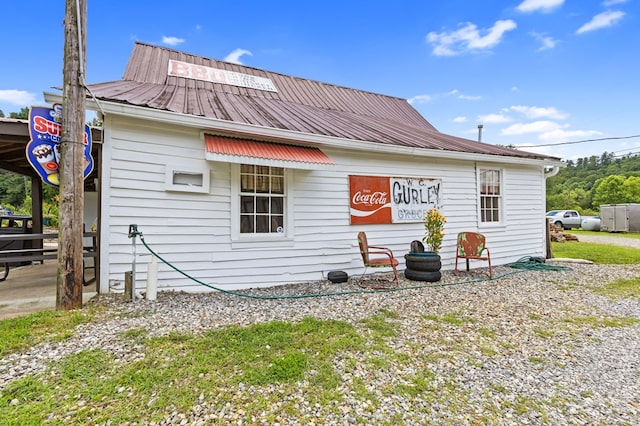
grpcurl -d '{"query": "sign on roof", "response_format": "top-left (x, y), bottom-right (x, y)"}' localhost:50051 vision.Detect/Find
top-left (168, 59), bottom-right (278, 92)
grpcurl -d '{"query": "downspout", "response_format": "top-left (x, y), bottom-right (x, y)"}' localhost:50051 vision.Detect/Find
top-left (544, 165), bottom-right (560, 178)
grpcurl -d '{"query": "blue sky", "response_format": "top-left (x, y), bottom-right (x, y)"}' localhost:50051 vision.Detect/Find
top-left (1, 0), bottom-right (638, 162)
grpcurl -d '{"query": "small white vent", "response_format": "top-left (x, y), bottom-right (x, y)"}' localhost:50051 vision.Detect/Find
top-left (165, 163), bottom-right (210, 193)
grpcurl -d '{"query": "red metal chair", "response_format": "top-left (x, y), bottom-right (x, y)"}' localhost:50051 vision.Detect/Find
top-left (357, 231), bottom-right (399, 283)
top-left (454, 232), bottom-right (492, 278)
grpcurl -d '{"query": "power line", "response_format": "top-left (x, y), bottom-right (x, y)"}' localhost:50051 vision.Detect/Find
top-left (516, 134), bottom-right (640, 148)
top-left (613, 145), bottom-right (640, 154)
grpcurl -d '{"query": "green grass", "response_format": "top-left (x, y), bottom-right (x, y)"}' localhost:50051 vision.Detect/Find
top-left (592, 277), bottom-right (640, 300)
top-left (551, 232), bottom-right (640, 300)
top-left (0, 309), bottom-right (95, 357)
top-left (563, 315), bottom-right (639, 328)
top-left (422, 310), bottom-right (475, 326)
top-left (551, 241), bottom-right (640, 264)
top-left (0, 317), bottom-right (366, 425)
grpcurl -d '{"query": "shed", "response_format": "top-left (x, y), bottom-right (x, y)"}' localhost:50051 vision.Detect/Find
top-left (44, 42), bottom-right (563, 293)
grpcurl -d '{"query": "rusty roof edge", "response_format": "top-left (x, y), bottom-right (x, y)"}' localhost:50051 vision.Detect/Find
top-left (45, 92), bottom-right (563, 167)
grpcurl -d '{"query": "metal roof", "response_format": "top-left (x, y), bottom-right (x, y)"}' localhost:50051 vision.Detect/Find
top-left (86, 42), bottom-right (556, 161)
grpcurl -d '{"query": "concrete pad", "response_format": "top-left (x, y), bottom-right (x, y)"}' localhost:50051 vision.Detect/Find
top-left (0, 260), bottom-right (96, 320)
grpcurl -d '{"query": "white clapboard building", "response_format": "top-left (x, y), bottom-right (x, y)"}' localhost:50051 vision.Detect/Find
top-left (45, 42), bottom-right (563, 293)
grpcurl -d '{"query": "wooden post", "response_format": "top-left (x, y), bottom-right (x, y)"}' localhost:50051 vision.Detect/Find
top-left (57, 0), bottom-right (87, 309)
top-left (545, 219), bottom-right (553, 259)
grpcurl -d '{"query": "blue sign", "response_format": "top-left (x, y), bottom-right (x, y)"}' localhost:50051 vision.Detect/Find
top-left (26, 104), bottom-right (93, 187)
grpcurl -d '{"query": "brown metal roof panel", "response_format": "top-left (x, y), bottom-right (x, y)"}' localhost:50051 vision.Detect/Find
top-left (121, 43), bottom-right (438, 130)
top-left (92, 43), bottom-right (557, 161)
top-left (88, 81), bottom-right (544, 158)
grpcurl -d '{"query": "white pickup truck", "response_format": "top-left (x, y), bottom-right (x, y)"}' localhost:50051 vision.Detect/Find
top-left (546, 210), bottom-right (582, 230)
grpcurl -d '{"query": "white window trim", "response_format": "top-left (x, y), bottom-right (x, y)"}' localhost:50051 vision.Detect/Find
top-left (477, 166), bottom-right (505, 227)
top-left (165, 161), bottom-right (211, 193)
top-left (230, 163), bottom-right (294, 242)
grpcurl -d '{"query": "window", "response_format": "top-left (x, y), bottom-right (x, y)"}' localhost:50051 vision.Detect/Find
top-left (239, 165), bottom-right (285, 234)
top-left (479, 168), bottom-right (501, 223)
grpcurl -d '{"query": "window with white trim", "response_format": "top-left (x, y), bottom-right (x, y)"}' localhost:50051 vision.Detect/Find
top-left (479, 168), bottom-right (502, 223)
top-left (240, 165), bottom-right (285, 234)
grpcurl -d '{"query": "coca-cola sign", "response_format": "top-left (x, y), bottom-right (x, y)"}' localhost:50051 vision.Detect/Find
top-left (349, 175), bottom-right (442, 224)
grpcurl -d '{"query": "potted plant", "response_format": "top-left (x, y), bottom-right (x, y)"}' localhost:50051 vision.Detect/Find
top-left (404, 208), bottom-right (446, 282)
top-left (423, 208), bottom-right (447, 253)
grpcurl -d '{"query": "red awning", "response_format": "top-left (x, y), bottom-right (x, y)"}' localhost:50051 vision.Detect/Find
top-left (204, 134), bottom-right (334, 169)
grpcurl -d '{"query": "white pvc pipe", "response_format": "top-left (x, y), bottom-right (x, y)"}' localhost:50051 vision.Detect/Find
top-left (146, 255), bottom-right (158, 301)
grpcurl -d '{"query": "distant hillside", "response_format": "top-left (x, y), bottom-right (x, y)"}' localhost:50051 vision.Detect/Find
top-left (546, 152), bottom-right (640, 214)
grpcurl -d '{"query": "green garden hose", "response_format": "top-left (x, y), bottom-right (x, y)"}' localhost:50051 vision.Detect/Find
top-left (130, 226), bottom-right (569, 300)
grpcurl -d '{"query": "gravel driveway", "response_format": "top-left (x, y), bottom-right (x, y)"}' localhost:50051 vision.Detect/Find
top-left (1, 257), bottom-right (639, 425)
top-left (571, 232), bottom-right (640, 249)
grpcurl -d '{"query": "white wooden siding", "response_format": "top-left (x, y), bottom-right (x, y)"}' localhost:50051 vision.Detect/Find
top-left (100, 116), bottom-right (549, 293)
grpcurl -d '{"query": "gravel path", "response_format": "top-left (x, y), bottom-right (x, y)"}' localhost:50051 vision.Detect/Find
top-left (572, 232), bottom-right (640, 249)
top-left (1, 261), bottom-right (639, 425)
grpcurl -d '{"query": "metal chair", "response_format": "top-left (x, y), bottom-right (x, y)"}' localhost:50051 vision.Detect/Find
top-left (357, 231), bottom-right (399, 283)
top-left (454, 232), bottom-right (492, 278)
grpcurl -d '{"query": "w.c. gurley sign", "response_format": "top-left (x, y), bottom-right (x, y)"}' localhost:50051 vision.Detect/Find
top-left (349, 175), bottom-right (442, 224)
top-left (167, 59), bottom-right (278, 92)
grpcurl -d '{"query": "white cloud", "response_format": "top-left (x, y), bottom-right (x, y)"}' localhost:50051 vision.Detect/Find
top-left (478, 113), bottom-right (512, 124)
top-left (509, 105), bottom-right (568, 120)
top-left (224, 48), bottom-right (253, 65)
top-left (516, 0), bottom-right (564, 13)
top-left (530, 32), bottom-right (559, 51)
top-left (453, 116), bottom-right (467, 123)
top-left (576, 10), bottom-right (625, 34)
top-left (444, 89), bottom-right (480, 100)
top-left (162, 36), bottom-right (185, 46)
top-left (538, 128), bottom-right (603, 141)
top-left (0, 89), bottom-right (37, 106)
top-left (501, 120), bottom-right (565, 135)
top-left (427, 20), bottom-right (517, 56)
top-left (407, 94), bottom-right (431, 105)
top-left (602, 0), bottom-right (627, 6)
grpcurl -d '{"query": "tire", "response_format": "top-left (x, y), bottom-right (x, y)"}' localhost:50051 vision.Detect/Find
top-left (404, 268), bottom-right (441, 282)
top-left (554, 221), bottom-right (565, 230)
top-left (327, 270), bottom-right (348, 283)
top-left (404, 253), bottom-right (441, 272)
top-left (0, 263), bottom-right (8, 282)
top-left (405, 258), bottom-right (441, 272)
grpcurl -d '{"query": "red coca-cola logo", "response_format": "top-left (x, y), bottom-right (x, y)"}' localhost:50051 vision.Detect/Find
top-left (352, 191), bottom-right (388, 206)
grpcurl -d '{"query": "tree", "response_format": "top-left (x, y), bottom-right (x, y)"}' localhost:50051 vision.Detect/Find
top-left (86, 115), bottom-right (103, 127)
top-left (0, 171), bottom-right (27, 207)
top-left (623, 176), bottom-right (640, 203)
top-left (9, 107), bottom-right (29, 120)
top-left (592, 175), bottom-right (627, 207)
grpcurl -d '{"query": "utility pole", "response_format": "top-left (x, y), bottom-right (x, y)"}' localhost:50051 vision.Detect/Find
top-left (58, 0), bottom-right (87, 309)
